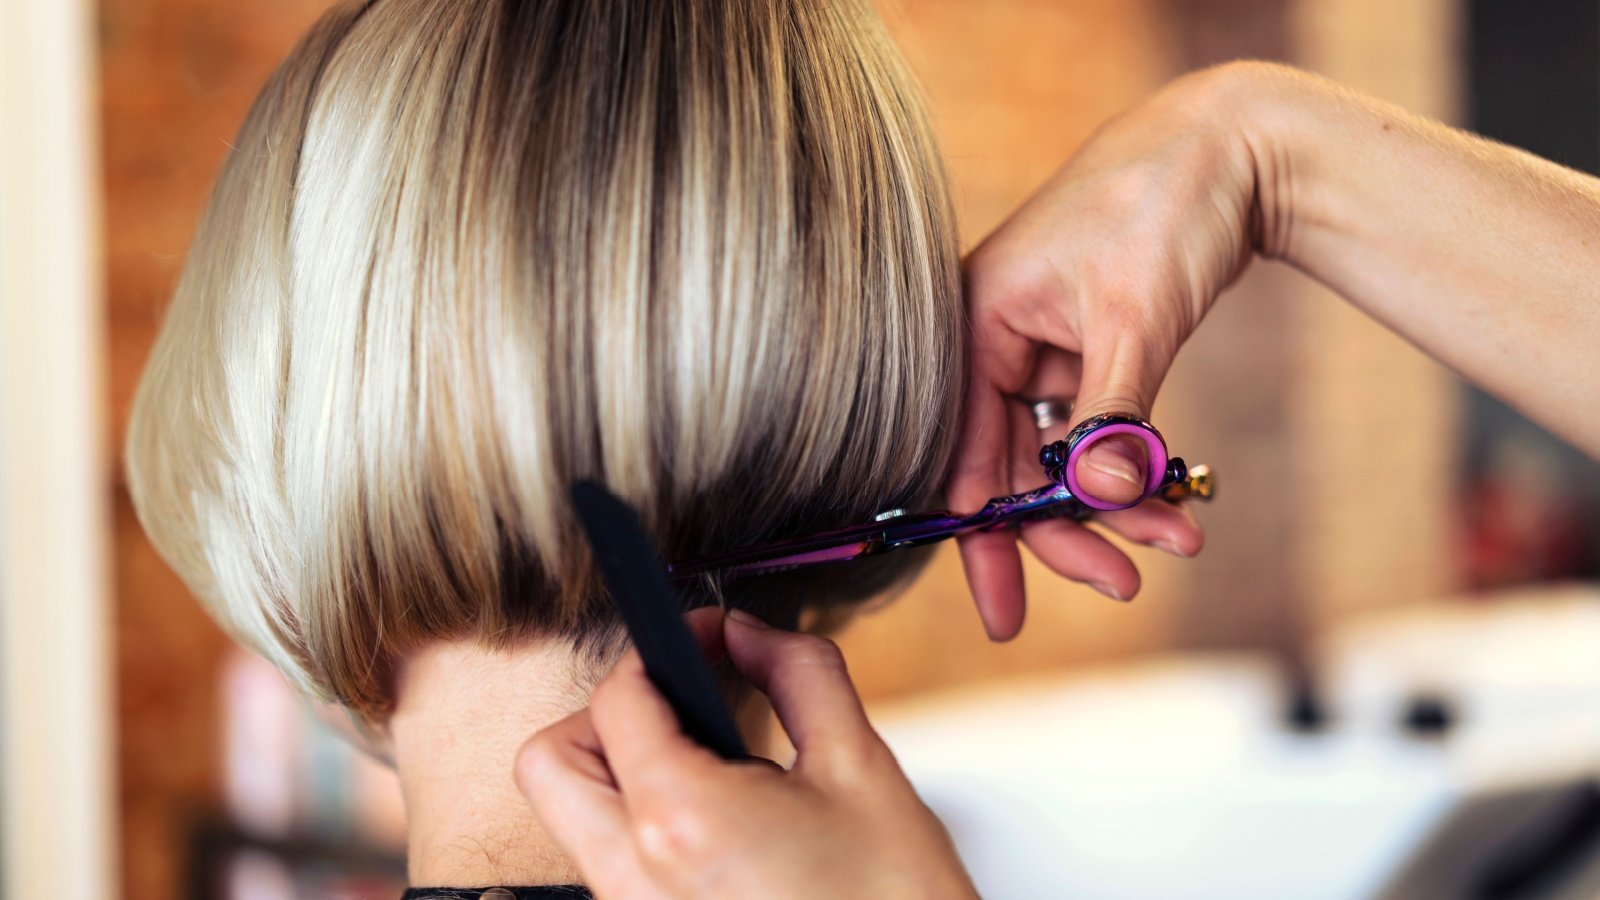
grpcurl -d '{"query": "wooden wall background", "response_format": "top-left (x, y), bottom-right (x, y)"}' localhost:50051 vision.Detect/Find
top-left (101, 1), bottom-right (1459, 897)
top-left (103, 5), bottom-right (333, 897)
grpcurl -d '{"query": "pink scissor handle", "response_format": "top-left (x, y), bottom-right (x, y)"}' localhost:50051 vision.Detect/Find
top-left (1039, 414), bottom-right (1169, 511)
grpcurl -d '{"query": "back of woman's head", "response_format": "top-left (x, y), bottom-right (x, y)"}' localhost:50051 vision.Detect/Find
top-left (126, 0), bottom-right (961, 719)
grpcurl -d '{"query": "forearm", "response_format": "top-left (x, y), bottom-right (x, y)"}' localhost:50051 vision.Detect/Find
top-left (1231, 64), bottom-right (1600, 456)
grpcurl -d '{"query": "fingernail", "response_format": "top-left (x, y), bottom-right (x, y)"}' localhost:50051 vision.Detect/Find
top-left (1082, 437), bottom-right (1145, 488)
top-left (1157, 540), bottom-right (1192, 558)
top-left (727, 608), bottom-right (771, 629)
top-left (983, 618), bottom-right (1019, 643)
top-left (1090, 582), bottom-right (1128, 602)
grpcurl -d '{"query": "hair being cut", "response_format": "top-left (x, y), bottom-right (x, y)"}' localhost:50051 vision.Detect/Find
top-left (126, 0), bottom-right (962, 718)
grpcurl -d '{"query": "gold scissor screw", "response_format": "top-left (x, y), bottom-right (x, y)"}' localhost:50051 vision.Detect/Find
top-left (1159, 464), bottom-right (1214, 502)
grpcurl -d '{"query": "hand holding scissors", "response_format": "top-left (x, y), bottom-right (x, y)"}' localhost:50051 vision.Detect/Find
top-left (673, 413), bottom-right (1212, 582)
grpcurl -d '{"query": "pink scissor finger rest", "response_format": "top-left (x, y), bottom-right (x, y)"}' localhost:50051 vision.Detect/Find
top-left (1040, 414), bottom-right (1170, 512)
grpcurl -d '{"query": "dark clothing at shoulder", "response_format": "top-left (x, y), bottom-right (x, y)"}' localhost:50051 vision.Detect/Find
top-left (402, 887), bottom-right (592, 900)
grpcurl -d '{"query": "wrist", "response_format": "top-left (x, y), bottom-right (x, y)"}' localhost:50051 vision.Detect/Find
top-left (1178, 61), bottom-right (1328, 263)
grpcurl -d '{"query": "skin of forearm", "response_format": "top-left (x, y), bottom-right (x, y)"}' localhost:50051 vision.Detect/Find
top-left (1222, 62), bottom-right (1600, 457)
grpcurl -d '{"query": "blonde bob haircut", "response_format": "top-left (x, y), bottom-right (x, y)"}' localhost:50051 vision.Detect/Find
top-left (127, 0), bottom-right (962, 719)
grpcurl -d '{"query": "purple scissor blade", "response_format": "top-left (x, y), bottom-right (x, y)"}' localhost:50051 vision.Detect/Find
top-left (668, 484), bottom-right (1087, 581)
top-left (668, 522), bottom-right (886, 580)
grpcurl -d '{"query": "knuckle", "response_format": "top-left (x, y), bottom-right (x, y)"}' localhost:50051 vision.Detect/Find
top-left (961, 242), bottom-right (1003, 294)
top-left (1074, 260), bottom-right (1157, 325)
top-left (1073, 390), bottom-right (1147, 422)
top-left (524, 726), bottom-right (561, 759)
top-left (827, 730), bottom-right (898, 781)
top-left (1094, 163), bottom-right (1173, 222)
top-left (966, 250), bottom-right (1024, 301)
top-left (635, 803), bottom-right (715, 865)
top-left (776, 633), bottom-right (847, 671)
top-left (517, 731), bottom-right (561, 784)
top-left (1097, 290), bottom-right (1157, 331)
top-left (1102, 166), bottom-right (1158, 210)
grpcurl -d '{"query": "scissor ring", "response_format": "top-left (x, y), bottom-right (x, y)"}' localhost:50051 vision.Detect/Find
top-left (1038, 413), bottom-right (1169, 511)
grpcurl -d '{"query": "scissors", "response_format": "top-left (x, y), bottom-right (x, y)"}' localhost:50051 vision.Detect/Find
top-left (670, 413), bottom-right (1214, 581)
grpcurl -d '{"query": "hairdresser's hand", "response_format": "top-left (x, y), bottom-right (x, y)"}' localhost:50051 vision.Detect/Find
top-left (516, 610), bottom-right (977, 900)
top-left (955, 59), bottom-right (1600, 638)
top-left (949, 67), bottom-right (1262, 639)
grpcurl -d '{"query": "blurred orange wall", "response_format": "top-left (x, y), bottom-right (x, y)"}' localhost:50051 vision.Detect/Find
top-left (102, 5), bottom-right (333, 898)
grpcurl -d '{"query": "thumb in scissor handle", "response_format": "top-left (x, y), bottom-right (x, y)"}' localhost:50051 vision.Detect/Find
top-left (1040, 413), bottom-right (1176, 511)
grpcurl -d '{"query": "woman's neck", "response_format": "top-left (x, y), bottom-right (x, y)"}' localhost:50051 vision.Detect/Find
top-left (389, 638), bottom-right (597, 888)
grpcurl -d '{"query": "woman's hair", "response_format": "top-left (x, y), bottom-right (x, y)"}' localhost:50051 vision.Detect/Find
top-left (126, 0), bottom-right (961, 719)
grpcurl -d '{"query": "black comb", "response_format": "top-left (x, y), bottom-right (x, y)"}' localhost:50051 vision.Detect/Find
top-left (568, 481), bottom-right (747, 760)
